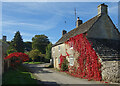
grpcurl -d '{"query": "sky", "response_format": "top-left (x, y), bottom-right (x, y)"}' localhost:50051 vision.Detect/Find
top-left (2, 2), bottom-right (119, 44)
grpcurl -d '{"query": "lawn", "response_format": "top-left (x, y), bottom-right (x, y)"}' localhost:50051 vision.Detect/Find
top-left (23, 62), bottom-right (44, 64)
top-left (2, 65), bottom-right (39, 85)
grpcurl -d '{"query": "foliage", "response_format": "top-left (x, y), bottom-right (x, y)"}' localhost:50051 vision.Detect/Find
top-left (32, 35), bottom-right (50, 54)
top-left (24, 41), bottom-right (32, 52)
top-left (7, 41), bottom-right (11, 45)
top-left (38, 53), bottom-right (45, 62)
top-left (45, 42), bottom-right (52, 62)
top-left (4, 52), bottom-right (29, 67)
top-left (2, 65), bottom-right (38, 85)
top-left (12, 31), bottom-right (25, 53)
top-left (25, 51), bottom-right (29, 56)
top-left (61, 58), bottom-right (68, 71)
top-left (59, 55), bottom-right (68, 71)
top-left (65, 33), bottom-right (101, 81)
top-left (23, 62), bottom-right (44, 64)
top-left (7, 48), bottom-right (17, 55)
top-left (28, 49), bottom-right (40, 61)
top-left (7, 40), bottom-right (16, 55)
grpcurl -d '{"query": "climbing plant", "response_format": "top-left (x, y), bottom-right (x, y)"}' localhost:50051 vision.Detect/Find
top-left (64, 33), bottom-right (102, 81)
top-left (59, 54), bottom-right (68, 71)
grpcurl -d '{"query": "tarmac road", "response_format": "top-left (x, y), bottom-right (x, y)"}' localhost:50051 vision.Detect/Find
top-left (23, 63), bottom-right (117, 86)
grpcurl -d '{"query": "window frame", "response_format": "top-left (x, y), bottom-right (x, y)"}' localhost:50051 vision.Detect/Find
top-left (69, 56), bottom-right (74, 66)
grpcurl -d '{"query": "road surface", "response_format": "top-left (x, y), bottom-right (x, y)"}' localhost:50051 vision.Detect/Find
top-left (23, 63), bottom-right (117, 86)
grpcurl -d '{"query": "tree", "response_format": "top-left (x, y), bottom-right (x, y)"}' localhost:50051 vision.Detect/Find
top-left (7, 40), bottom-right (17, 55)
top-left (32, 35), bottom-right (50, 54)
top-left (12, 31), bottom-right (25, 53)
top-left (7, 48), bottom-right (17, 55)
top-left (45, 42), bottom-right (52, 62)
top-left (7, 41), bottom-right (11, 45)
top-left (28, 49), bottom-right (40, 62)
top-left (24, 41), bottom-right (32, 52)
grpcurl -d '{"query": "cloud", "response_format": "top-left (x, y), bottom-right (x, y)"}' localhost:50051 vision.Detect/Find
top-left (109, 5), bottom-right (118, 14)
top-left (3, 27), bottom-right (33, 36)
top-left (3, 2), bottom-right (64, 16)
top-left (3, 2), bottom-right (97, 17)
top-left (3, 29), bottom-right (15, 34)
top-left (3, 21), bottom-right (53, 31)
top-left (20, 32), bottom-right (34, 37)
top-left (2, 15), bottom-right (58, 31)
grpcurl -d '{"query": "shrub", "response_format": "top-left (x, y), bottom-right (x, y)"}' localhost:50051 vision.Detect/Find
top-left (45, 43), bottom-right (52, 63)
top-left (61, 58), bottom-right (68, 71)
top-left (4, 52), bottom-right (29, 67)
top-left (7, 48), bottom-right (17, 55)
top-left (59, 55), bottom-right (68, 71)
top-left (28, 49), bottom-right (40, 62)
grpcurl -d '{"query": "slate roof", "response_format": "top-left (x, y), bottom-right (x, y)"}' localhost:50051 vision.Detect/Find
top-left (53, 14), bottom-right (101, 46)
top-left (53, 13), bottom-right (120, 61)
top-left (88, 38), bottom-right (120, 61)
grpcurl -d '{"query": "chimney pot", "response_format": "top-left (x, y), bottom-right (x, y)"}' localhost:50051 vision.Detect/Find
top-left (2, 36), bottom-right (6, 42)
top-left (98, 3), bottom-right (108, 15)
top-left (77, 17), bottom-right (80, 20)
top-left (62, 30), bottom-right (67, 36)
top-left (76, 17), bottom-right (82, 28)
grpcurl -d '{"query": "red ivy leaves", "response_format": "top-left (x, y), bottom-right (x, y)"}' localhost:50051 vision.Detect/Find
top-left (64, 33), bottom-right (102, 81)
top-left (66, 52), bottom-right (70, 57)
top-left (59, 54), bottom-right (66, 71)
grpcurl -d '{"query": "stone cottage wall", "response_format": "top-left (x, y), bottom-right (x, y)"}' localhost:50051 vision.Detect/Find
top-left (52, 43), bottom-right (66, 69)
top-left (2, 41), bottom-right (9, 73)
top-left (101, 61), bottom-right (120, 83)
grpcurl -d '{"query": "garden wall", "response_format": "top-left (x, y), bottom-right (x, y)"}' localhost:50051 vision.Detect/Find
top-left (101, 61), bottom-right (120, 83)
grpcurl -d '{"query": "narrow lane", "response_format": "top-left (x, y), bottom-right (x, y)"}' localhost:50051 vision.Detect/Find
top-left (23, 63), bottom-right (112, 85)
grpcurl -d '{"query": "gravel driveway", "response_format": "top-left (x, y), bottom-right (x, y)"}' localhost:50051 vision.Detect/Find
top-left (23, 63), bottom-right (118, 86)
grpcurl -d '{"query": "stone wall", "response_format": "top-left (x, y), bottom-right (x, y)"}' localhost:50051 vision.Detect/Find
top-left (101, 61), bottom-right (120, 83)
top-left (52, 43), bottom-right (66, 69)
top-left (1, 41), bottom-right (9, 73)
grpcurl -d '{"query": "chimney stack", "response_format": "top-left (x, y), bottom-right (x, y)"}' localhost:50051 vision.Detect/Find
top-left (76, 17), bottom-right (82, 28)
top-left (2, 36), bottom-right (6, 42)
top-left (98, 3), bottom-right (108, 15)
top-left (62, 30), bottom-right (67, 36)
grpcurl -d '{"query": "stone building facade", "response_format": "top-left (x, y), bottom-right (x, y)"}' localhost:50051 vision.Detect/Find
top-left (52, 3), bottom-right (120, 83)
top-left (0, 36), bottom-right (9, 74)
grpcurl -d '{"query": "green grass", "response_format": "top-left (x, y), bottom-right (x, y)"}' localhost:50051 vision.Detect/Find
top-left (23, 62), bottom-right (44, 64)
top-left (2, 65), bottom-right (39, 85)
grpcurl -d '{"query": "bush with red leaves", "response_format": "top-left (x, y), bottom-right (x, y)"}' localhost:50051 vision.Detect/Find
top-left (4, 52), bottom-right (29, 67)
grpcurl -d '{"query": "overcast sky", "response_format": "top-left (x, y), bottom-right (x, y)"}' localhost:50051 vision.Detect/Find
top-left (2, 2), bottom-right (118, 44)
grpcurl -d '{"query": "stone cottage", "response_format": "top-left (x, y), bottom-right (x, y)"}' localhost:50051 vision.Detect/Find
top-left (52, 3), bottom-right (120, 83)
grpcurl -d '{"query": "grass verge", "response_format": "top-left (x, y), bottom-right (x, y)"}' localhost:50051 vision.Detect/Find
top-left (2, 65), bottom-right (39, 85)
top-left (23, 62), bottom-right (44, 64)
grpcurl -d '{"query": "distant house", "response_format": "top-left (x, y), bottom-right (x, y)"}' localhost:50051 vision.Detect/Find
top-left (0, 36), bottom-right (9, 73)
top-left (52, 3), bottom-right (120, 83)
